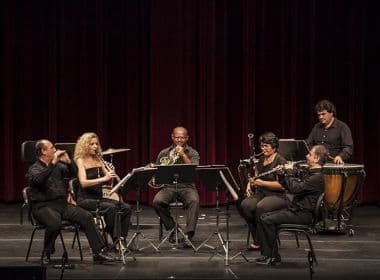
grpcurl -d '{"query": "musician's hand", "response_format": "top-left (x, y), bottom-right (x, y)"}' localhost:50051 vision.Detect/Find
top-left (334, 155), bottom-right (344, 165)
top-left (245, 182), bottom-right (253, 197)
top-left (52, 150), bottom-right (68, 164)
top-left (175, 145), bottom-right (185, 156)
top-left (59, 152), bottom-right (71, 164)
top-left (284, 162), bottom-right (295, 170)
top-left (253, 178), bottom-right (265, 187)
top-left (108, 170), bottom-right (118, 178)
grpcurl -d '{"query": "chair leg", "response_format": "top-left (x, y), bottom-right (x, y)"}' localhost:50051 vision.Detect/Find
top-left (26, 228), bottom-right (38, 262)
top-left (294, 231), bottom-right (300, 248)
top-left (75, 227), bottom-right (83, 262)
top-left (71, 230), bottom-right (78, 249)
top-left (304, 232), bottom-right (317, 266)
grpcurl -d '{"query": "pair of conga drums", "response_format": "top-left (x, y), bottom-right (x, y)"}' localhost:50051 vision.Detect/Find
top-left (323, 163), bottom-right (365, 211)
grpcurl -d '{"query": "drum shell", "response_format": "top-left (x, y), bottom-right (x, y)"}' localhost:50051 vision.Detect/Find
top-left (322, 164), bottom-right (364, 209)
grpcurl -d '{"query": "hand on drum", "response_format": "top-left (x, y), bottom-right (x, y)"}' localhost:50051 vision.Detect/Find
top-left (333, 155), bottom-right (344, 165)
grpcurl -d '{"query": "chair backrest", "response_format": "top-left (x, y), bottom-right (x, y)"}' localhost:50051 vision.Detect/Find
top-left (312, 192), bottom-right (325, 225)
top-left (22, 186), bottom-right (39, 226)
top-left (68, 178), bottom-right (80, 202)
top-left (21, 141), bottom-right (37, 164)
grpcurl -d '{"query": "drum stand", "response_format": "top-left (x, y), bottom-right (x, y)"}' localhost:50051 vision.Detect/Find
top-left (320, 169), bottom-right (366, 236)
top-left (127, 185), bottom-right (159, 252)
top-left (156, 174), bottom-right (196, 251)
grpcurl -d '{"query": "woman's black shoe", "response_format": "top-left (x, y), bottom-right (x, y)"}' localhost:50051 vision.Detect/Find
top-left (41, 253), bottom-right (51, 266)
top-left (93, 248), bottom-right (116, 264)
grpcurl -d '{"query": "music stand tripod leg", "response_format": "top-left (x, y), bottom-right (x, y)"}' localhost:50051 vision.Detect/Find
top-left (112, 201), bottom-right (136, 263)
top-left (196, 186), bottom-right (227, 252)
top-left (126, 187), bottom-right (160, 252)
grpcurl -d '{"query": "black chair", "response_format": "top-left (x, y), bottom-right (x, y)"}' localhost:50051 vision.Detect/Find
top-left (20, 141), bottom-right (37, 225)
top-left (68, 178), bottom-right (109, 246)
top-left (271, 193), bottom-right (325, 280)
top-left (22, 187), bottom-right (83, 262)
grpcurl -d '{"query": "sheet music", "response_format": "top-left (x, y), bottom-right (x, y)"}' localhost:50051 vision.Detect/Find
top-left (109, 166), bottom-right (150, 195)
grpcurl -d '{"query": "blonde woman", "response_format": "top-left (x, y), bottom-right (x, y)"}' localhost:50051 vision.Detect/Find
top-left (74, 132), bottom-right (131, 244)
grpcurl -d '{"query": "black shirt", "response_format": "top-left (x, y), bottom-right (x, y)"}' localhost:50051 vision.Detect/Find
top-left (285, 168), bottom-right (324, 213)
top-left (306, 118), bottom-right (353, 162)
top-left (26, 159), bottom-right (76, 202)
top-left (155, 145), bottom-right (200, 188)
top-left (255, 153), bottom-right (287, 197)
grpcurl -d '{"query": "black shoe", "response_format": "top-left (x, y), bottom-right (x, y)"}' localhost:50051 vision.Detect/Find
top-left (256, 255), bottom-right (281, 265)
top-left (93, 248), bottom-right (116, 264)
top-left (41, 253), bottom-right (51, 266)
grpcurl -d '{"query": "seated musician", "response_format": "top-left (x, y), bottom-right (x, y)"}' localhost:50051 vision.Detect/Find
top-left (26, 139), bottom-right (115, 264)
top-left (255, 145), bottom-right (328, 265)
top-left (239, 132), bottom-right (288, 250)
top-left (152, 126), bottom-right (200, 247)
top-left (74, 132), bottom-right (132, 245)
top-left (306, 99), bottom-right (353, 164)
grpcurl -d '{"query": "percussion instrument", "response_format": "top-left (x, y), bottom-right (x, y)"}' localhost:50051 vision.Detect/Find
top-left (101, 147), bottom-right (130, 155)
top-left (322, 163), bottom-right (365, 209)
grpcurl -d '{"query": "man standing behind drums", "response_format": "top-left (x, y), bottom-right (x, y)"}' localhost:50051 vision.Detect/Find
top-left (306, 99), bottom-right (353, 164)
top-left (152, 126), bottom-right (200, 246)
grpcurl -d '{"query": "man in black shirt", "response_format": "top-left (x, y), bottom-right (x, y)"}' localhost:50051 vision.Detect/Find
top-left (26, 139), bottom-right (115, 265)
top-left (306, 99), bottom-right (353, 164)
top-left (255, 145), bottom-right (328, 265)
top-left (152, 127), bottom-right (200, 246)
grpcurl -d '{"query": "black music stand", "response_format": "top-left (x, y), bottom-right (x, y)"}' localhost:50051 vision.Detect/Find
top-left (196, 166), bottom-right (248, 266)
top-left (155, 164), bottom-right (197, 250)
top-left (122, 167), bottom-right (160, 252)
top-left (278, 139), bottom-right (309, 161)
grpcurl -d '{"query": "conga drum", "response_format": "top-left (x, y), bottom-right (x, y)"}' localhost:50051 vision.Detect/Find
top-left (322, 163), bottom-right (365, 210)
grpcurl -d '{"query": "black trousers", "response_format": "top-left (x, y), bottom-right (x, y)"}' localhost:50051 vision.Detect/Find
top-left (240, 193), bottom-right (287, 244)
top-left (32, 199), bottom-right (105, 255)
top-left (257, 208), bottom-right (312, 257)
top-left (152, 186), bottom-right (199, 235)
top-left (78, 198), bottom-right (132, 240)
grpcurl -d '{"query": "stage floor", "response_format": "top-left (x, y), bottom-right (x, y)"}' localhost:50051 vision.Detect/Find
top-left (0, 202), bottom-right (379, 279)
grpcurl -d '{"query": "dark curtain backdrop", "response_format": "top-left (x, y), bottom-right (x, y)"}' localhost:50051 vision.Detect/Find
top-left (1, 0), bottom-right (379, 205)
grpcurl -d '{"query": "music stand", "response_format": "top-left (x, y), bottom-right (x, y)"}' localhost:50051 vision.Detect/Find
top-left (120, 167), bottom-right (160, 252)
top-left (155, 164), bottom-right (198, 250)
top-left (278, 139), bottom-right (309, 161)
top-left (196, 166), bottom-right (248, 266)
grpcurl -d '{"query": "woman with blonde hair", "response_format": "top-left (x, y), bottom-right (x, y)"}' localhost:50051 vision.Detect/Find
top-left (74, 132), bottom-right (131, 245)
